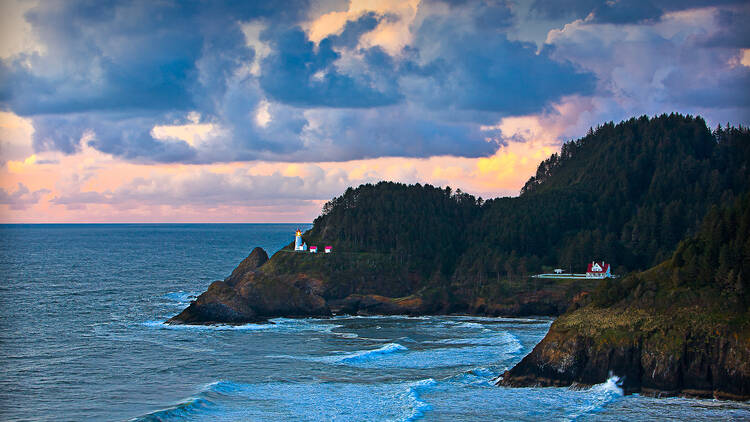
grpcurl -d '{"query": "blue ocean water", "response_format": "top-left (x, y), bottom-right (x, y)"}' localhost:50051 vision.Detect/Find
top-left (1, 224), bottom-right (748, 421)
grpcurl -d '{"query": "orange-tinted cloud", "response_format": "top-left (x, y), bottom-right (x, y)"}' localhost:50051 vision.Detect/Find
top-left (0, 95), bottom-right (594, 223)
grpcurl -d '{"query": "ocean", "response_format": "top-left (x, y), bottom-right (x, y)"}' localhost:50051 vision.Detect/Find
top-left (1, 224), bottom-right (748, 421)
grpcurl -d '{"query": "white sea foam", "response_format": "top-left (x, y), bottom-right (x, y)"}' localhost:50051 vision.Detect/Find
top-left (401, 378), bottom-right (437, 421)
top-left (447, 367), bottom-right (502, 386)
top-left (141, 318), bottom-right (342, 334)
top-left (134, 378), bottom-right (439, 421)
top-left (339, 343), bottom-right (409, 363)
top-left (142, 320), bottom-right (276, 331)
top-left (435, 331), bottom-right (521, 348)
top-left (566, 375), bottom-right (624, 421)
top-left (162, 291), bottom-right (198, 306)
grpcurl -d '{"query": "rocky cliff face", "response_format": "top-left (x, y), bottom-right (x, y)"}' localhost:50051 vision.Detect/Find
top-left (499, 307), bottom-right (750, 400)
top-left (167, 247), bottom-right (330, 324)
top-left (500, 193), bottom-right (750, 401)
top-left (167, 246), bottom-right (596, 324)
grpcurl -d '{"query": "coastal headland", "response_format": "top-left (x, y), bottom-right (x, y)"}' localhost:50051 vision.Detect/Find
top-left (169, 114), bottom-right (750, 399)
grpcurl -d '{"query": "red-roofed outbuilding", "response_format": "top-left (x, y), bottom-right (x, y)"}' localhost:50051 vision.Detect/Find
top-left (586, 262), bottom-right (612, 278)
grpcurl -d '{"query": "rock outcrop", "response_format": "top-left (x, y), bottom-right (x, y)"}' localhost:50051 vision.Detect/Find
top-left (500, 193), bottom-right (750, 401)
top-left (329, 294), bottom-right (425, 315)
top-left (499, 307), bottom-right (750, 400)
top-left (167, 247), bottom-right (329, 324)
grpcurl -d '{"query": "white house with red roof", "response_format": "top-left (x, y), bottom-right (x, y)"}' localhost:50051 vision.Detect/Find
top-left (586, 261), bottom-right (612, 278)
top-left (533, 261), bottom-right (615, 279)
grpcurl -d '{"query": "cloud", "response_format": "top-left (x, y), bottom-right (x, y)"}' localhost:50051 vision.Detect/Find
top-left (0, 182), bottom-right (50, 210)
top-left (258, 25), bottom-right (402, 108)
top-left (699, 7), bottom-right (750, 48)
top-left (543, 6), bottom-right (750, 122)
top-left (0, 0), bottom-right (746, 174)
top-left (401, 13), bottom-right (596, 114)
top-left (0, 111), bottom-right (34, 163)
top-left (530, 0), bottom-right (746, 24)
top-left (0, 0), bottom-right (603, 164)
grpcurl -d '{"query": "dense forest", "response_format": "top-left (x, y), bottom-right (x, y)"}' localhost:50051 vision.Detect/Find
top-left (589, 192), bottom-right (750, 312)
top-left (303, 114), bottom-right (750, 300)
top-left (173, 113), bottom-right (750, 326)
top-left (499, 192), bottom-right (750, 398)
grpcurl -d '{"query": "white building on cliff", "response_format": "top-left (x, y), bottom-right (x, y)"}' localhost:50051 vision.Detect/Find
top-left (294, 229), bottom-right (307, 251)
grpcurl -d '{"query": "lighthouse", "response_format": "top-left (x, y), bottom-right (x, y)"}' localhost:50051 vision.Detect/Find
top-left (294, 229), bottom-right (307, 251)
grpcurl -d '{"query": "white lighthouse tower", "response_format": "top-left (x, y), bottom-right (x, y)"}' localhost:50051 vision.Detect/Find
top-left (294, 229), bottom-right (307, 251)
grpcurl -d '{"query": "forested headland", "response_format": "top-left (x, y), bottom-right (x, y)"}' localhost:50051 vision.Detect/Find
top-left (300, 113), bottom-right (750, 309)
top-left (170, 113), bottom-right (750, 323)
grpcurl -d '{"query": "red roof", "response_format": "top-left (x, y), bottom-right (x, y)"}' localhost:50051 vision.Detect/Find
top-left (587, 262), bottom-right (610, 273)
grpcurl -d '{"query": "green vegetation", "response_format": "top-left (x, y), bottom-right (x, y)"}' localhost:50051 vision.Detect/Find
top-left (558, 192), bottom-right (750, 357)
top-left (288, 114), bottom-right (749, 307)
top-left (500, 194), bottom-right (750, 398)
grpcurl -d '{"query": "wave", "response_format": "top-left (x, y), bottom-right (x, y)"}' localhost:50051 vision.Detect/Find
top-left (454, 321), bottom-right (485, 329)
top-left (567, 375), bottom-right (624, 421)
top-left (142, 320), bottom-right (276, 331)
top-left (141, 318), bottom-right (342, 334)
top-left (339, 343), bottom-right (408, 364)
top-left (133, 378), bottom-right (437, 422)
top-left (332, 314), bottom-right (431, 320)
top-left (448, 315), bottom-right (554, 323)
top-left (401, 378), bottom-right (437, 421)
top-left (163, 291), bottom-right (197, 305)
top-left (446, 367), bottom-right (503, 386)
top-left (131, 380), bottom-right (239, 421)
top-left (284, 335), bottom-right (522, 369)
top-left (133, 396), bottom-right (215, 421)
top-left (435, 331), bottom-right (521, 349)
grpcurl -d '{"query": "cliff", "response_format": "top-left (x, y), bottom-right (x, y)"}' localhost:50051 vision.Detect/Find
top-left (168, 246), bottom-right (595, 324)
top-left (169, 247), bottom-right (329, 324)
top-left (168, 115), bottom-right (750, 327)
top-left (499, 195), bottom-right (750, 400)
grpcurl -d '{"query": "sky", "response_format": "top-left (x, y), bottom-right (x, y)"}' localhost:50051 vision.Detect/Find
top-left (0, 0), bottom-right (748, 223)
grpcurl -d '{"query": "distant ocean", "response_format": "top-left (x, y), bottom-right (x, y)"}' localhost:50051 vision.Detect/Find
top-left (1, 224), bottom-right (748, 421)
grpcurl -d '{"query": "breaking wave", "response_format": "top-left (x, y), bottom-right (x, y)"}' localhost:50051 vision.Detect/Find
top-left (163, 291), bottom-right (197, 306)
top-left (339, 343), bottom-right (409, 364)
top-left (132, 378), bottom-right (437, 422)
top-left (141, 317), bottom-right (342, 334)
top-left (567, 375), bottom-right (624, 421)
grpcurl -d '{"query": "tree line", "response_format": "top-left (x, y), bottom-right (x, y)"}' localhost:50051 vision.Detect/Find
top-left (303, 114), bottom-right (750, 297)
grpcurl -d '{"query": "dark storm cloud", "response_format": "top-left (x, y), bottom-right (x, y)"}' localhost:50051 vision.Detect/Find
top-left (664, 67), bottom-right (750, 109)
top-left (402, 14), bottom-right (595, 114)
top-left (530, 0), bottom-right (746, 24)
top-left (699, 7), bottom-right (750, 48)
top-left (258, 25), bottom-right (403, 108)
top-left (1, 0), bottom-right (743, 164)
top-left (31, 114), bottom-right (199, 163)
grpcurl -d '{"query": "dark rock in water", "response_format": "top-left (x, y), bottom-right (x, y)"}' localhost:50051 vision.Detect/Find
top-left (167, 247), bottom-right (330, 325)
top-left (329, 294), bottom-right (425, 315)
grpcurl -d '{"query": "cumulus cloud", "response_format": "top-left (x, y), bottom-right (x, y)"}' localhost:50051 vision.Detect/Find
top-left (258, 25), bottom-right (403, 108)
top-left (0, 0), bottom-right (600, 163)
top-left (544, 6), bottom-right (750, 123)
top-left (0, 0), bottom-right (748, 224)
